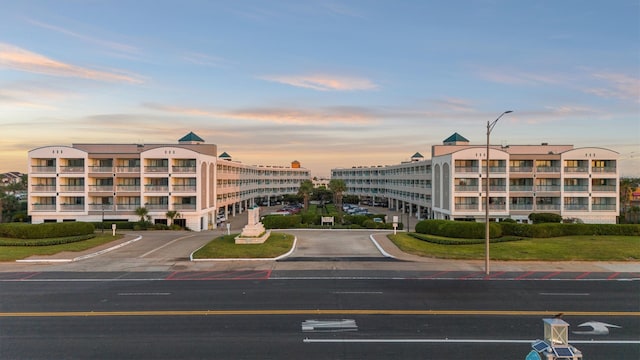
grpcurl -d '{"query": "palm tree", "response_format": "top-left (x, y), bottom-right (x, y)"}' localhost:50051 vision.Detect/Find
top-left (329, 179), bottom-right (347, 211)
top-left (298, 179), bottom-right (314, 210)
top-left (165, 210), bottom-right (182, 226)
top-left (619, 178), bottom-right (635, 213)
top-left (135, 206), bottom-right (149, 223)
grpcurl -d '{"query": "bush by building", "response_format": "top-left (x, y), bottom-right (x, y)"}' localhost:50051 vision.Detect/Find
top-left (0, 222), bottom-right (95, 239)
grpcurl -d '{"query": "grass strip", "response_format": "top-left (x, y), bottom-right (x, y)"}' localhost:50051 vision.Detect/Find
top-left (389, 233), bottom-right (640, 261)
top-left (0, 233), bottom-right (124, 261)
top-left (193, 232), bottom-right (294, 259)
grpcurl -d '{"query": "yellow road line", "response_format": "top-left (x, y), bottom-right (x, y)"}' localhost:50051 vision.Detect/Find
top-left (1, 309), bottom-right (638, 317)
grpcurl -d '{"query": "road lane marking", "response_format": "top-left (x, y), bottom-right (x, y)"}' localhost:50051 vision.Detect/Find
top-left (1, 309), bottom-right (638, 318)
top-left (117, 293), bottom-right (171, 296)
top-left (303, 338), bottom-right (640, 344)
top-left (333, 291), bottom-right (383, 294)
top-left (539, 293), bottom-right (590, 296)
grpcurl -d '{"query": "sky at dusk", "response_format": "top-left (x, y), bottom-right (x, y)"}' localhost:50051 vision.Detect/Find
top-left (1, 0), bottom-right (638, 177)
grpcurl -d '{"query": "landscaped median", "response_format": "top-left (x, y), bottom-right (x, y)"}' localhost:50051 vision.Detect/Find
top-left (191, 232), bottom-right (295, 260)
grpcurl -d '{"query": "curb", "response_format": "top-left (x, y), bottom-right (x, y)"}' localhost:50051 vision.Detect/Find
top-left (190, 236), bottom-right (298, 262)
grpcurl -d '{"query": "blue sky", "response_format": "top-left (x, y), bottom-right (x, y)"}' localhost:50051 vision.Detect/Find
top-left (1, 0), bottom-right (638, 177)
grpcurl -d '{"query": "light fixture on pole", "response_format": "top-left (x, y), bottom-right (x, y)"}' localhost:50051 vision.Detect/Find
top-left (485, 110), bottom-right (513, 275)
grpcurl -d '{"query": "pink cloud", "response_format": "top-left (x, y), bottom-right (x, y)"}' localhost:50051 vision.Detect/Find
top-left (260, 73), bottom-right (378, 91)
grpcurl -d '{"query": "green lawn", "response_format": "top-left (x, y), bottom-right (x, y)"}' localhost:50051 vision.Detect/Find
top-left (0, 233), bottom-right (124, 262)
top-left (193, 232), bottom-right (294, 259)
top-left (389, 233), bottom-right (640, 261)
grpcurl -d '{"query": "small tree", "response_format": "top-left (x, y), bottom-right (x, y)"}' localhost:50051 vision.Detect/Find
top-left (329, 179), bottom-right (347, 211)
top-left (135, 206), bottom-right (149, 224)
top-left (166, 210), bottom-right (182, 227)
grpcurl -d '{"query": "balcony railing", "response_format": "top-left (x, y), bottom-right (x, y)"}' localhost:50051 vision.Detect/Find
top-left (31, 204), bottom-right (56, 211)
top-left (535, 185), bottom-right (561, 192)
top-left (455, 185), bottom-right (477, 192)
top-left (535, 204), bottom-right (561, 210)
top-left (592, 167), bottom-right (616, 173)
top-left (89, 166), bottom-right (113, 173)
top-left (31, 166), bottom-right (56, 173)
top-left (455, 166), bottom-right (478, 173)
top-left (592, 185), bottom-right (616, 192)
top-left (564, 166), bottom-right (588, 173)
top-left (146, 204), bottom-right (169, 210)
top-left (116, 204), bottom-right (140, 211)
top-left (60, 204), bottom-right (85, 211)
top-left (172, 166), bottom-right (197, 173)
top-left (32, 185), bottom-right (56, 192)
top-left (59, 185), bottom-right (84, 192)
top-left (173, 203), bottom-right (197, 210)
top-left (144, 166), bottom-right (168, 173)
top-left (60, 166), bottom-right (84, 173)
top-left (88, 185), bottom-right (114, 192)
top-left (482, 167), bottom-right (507, 174)
top-left (564, 185), bottom-right (588, 192)
top-left (564, 204), bottom-right (589, 211)
top-left (510, 185), bottom-right (533, 192)
top-left (592, 204), bottom-right (616, 211)
top-left (117, 185), bottom-right (141, 192)
top-left (455, 204), bottom-right (478, 210)
top-left (489, 185), bottom-right (506, 192)
top-left (536, 166), bottom-right (560, 173)
top-left (509, 166), bottom-right (533, 173)
top-left (116, 166), bottom-right (140, 173)
top-left (145, 185), bottom-right (169, 192)
top-left (482, 204), bottom-right (507, 210)
top-left (88, 204), bottom-right (114, 211)
top-left (172, 185), bottom-right (197, 192)
top-left (510, 204), bottom-right (533, 210)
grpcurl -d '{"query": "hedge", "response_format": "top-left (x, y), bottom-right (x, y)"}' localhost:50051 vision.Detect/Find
top-left (414, 220), bottom-right (502, 239)
top-left (415, 219), bottom-right (640, 239)
top-left (262, 215), bottom-right (302, 229)
top-left (409, 232), bottom-right (520, 245)
top-left (0, 222), bottom-right (95, 239)
top-left (0, 234), bottom-right (96, 246)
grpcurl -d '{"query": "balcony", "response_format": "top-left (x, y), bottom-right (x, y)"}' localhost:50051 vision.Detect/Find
top-left (145, 185), bottom-right (169, 192)
top-left (592, 185), bottom-right (616, 192)
top-left (31, 166), bottom-right (56, 174)
top-left (455, 204), bottom-right (479, 210)
top-left (510, 204), bottom-right (533, 210)
top-left (535, 204), bottom-right (561, 211)
top-left (31, 204), bottom-right (56, 211)
top-left (592, 166), bottom-right (616, 173)
top-left (89, 166), bottom-right (113, 173)
top-left (564, 166), bottom-right (588, 173)
top-left (60, 166), bottom-right (84, 173)
top-left (116, 166), bottom-right (140, 173)
top-left (510, 185), bottom-right (533, 192)
top-left (510, 166), bottom-right (533, 173)
top-left (564, 204), bottom-right (589, 211)
top-left (455, 185), bottom-right (478, 192)
top-left (173, 203), bottom-right (197, 211)
top-left (88, 204), bottom-right (114, 211)
top-left (455, 166), bottom-right (478, 173)
top-left (172, 185), bottom-right (197, 192)
top-left (59, 185), bottom-right (85, 192)
top-left (482, 204), bottom-right (507, 211)
top-left (60, 204), bottom-right (85, 211)
top-left (592, 204), bottom-right (616, 211)
top-left (117, 185), bottom-right (141, 192)
top-left (172, 166), bottom-right (197, 173)
top-left (482, 167), bottom-right (507, 174)
top-left (144, 166), bottom-right (168, 173)
top-left (489, 185), bottom-right (506, 192)
top-left (88, 185), bottom-right (114, 192)
top-left (536, 185), bottom-right (561, 192)
top-left (116, 204), bottom-right (140, 211)
top-left (146, 204), bottom-right (169, 211)
top-left (32, 185), bottom-right (56, 192)
top-left (564, 185), bottom-right (588, 192)
top-left (536, 166), bottom-right (560, 173)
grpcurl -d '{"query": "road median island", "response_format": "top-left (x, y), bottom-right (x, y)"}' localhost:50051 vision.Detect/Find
top-left (191, 232), bottom-right (295, 261)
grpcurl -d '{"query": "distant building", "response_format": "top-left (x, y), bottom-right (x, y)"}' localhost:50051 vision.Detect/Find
top-left (27, 132), bottom-right (310, 231)
top-left (332, 133), bottom-right (619, 224)
top-left (1, 171), bottom-right (24, 185)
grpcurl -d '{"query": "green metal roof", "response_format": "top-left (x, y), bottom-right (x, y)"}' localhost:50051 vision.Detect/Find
top-left (179, 132), bottom-right (204, 142)
top-left (411, 152), bottom-right (424, 158)
top-left (443, 132), bottom-right (469, 143)
top-left (219, 152), bottom-right (231, 158)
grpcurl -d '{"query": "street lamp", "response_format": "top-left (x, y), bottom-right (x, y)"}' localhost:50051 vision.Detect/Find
top-left (485, 110), bottom-right (513, 275)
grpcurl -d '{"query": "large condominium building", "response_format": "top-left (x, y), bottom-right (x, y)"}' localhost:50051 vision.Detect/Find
top-left (28, 132), bottom-right (310, 231)
top-left (331, 133), bottom-right (619, 224)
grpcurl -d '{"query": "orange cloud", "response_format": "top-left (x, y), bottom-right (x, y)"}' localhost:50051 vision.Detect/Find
top-left (260, 73), bottom-right (378, 91)
top-left (0, 42), bottom-right (142, 83)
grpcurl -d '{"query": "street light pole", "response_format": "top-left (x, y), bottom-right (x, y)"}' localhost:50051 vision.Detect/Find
top-left (485, 110), bottom-right (513, 275)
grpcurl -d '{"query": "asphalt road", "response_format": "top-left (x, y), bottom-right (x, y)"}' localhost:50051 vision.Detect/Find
top-left (1, 278), bottom-right (638, 359)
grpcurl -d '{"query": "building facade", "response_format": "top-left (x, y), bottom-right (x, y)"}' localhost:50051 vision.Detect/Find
top-left (332, 133), bottom-right (619, 224)
top-left (28, 132), bottom-right (310, 231)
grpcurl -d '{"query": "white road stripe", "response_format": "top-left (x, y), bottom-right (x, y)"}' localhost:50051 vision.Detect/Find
top-left (539, 293), bottom-right (590, 296)
top-left (139, 234), bottom-right (196, 258)
top-left (303, 338), bottom-right (640, 344)
top-left (117, 292), bottom-right (171, 296)
top-left (333, 291), bottom-right (383, 294)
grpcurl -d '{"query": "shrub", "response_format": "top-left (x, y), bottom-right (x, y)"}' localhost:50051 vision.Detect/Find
top-left (528, 213), bottom-right (562, 224)
top-left (0, 222), bottom-right (95, 239)
top-left (262, 215), bottom-right (302, 229)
